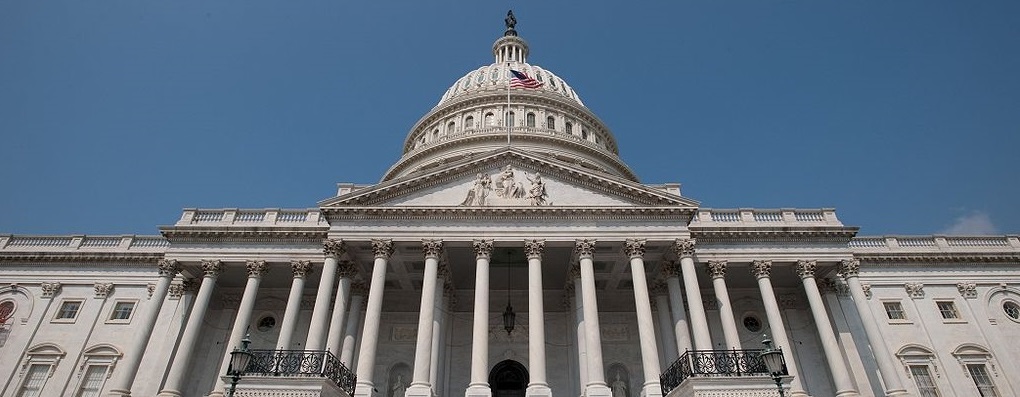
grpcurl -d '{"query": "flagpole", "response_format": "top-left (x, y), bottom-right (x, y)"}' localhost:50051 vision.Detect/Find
top-left (506, 62), bottom-right (511, 147)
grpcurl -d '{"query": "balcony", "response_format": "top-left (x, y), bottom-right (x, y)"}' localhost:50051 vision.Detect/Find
top-left (660, 350), bottom-right (789, 397)
top-left (234, 350), bottom-right (356, 397)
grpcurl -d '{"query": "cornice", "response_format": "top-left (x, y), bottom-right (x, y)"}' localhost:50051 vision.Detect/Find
top-left (856, 253), bottom-right (1020, 264)
top-left (323, 206), bottom-right (695, 222)
top-left (691, 227), bottom-right (858, 244)
top-left (160, 227), bottom-right (328, 244)
top-left (0, 252), bottom-right (165, 264)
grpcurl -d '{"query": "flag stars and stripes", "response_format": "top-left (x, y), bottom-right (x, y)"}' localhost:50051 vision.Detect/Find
top-left (510, 70), bottom-right (543, 89)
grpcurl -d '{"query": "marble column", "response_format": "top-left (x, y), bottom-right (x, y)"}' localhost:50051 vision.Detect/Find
top-left (407, 239), bottom-right (443, 397)
top-left (158, 260), bottom-right (221, 397)
top-left (106, 259), bottom-right (179, 397)
top-left (276, 260), bottom-right (312, 350)
top-left (624, 239), bottom-right (662, 397)
top-left (797, 260), bottom-right (860, 397)
top-left (429, 262), bottom-right (450, 393)
top-left (467, 240), bottom-right (493, 397)
top-left (210, 260), bottom-right (269, 397)
top-left (569, 266), bottom-right (589, 393)
top-left (576, 239), bottom-right (611, 397)
top-left (652, 284), bottom-right (678, 365)
top-left (751, 260), bottom-right (806, 397)
top-left (841, 259), bottom-right (910, 396)
top-left (674, 239), bottom-right (712, 350)
top-left (355, 240), bottom-right (394, 397)
top-left (525, 239), bottom-right (552, 397)
top-left (307, 239), bottom-right (344, 352)
top-left (661, 262), bottom-right (692, 354)
top-left (340, 283), bottom-right (367, 366)
top-left (432, 283), bottom-right (454, 397)
top-left (326, 260), bottom-right (357, 356)
top-left (706, 261), bottom-right (741, 350)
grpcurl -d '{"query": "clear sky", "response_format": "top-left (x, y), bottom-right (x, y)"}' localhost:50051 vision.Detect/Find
top-left (1, 2), bottom-right (1017, 237)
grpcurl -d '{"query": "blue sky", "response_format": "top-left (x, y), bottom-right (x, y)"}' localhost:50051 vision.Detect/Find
top-left (1, 2), bottom-right (1017, 236)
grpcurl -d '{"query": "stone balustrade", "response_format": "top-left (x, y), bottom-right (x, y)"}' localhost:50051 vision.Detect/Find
top-left (849, 235), bottom-right (1020, 251)
top-left (177, 208), bottom-right (324, 226)
top-left (0, 234), bottom-right (169, 252)
top-left (691, 208), bottom-right (841, 226)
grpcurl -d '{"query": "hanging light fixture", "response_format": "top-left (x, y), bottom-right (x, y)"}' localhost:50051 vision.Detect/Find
top-left (502, 249), bottom-right (516, 335)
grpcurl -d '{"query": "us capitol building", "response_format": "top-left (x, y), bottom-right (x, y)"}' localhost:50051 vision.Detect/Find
top-left (1, 13), bottom-right (1018, 397)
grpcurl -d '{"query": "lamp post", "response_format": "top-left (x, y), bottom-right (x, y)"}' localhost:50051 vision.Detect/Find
top-left (227, 334), bottom-right (254, 397)
top-left (758, 335), bottom-right (786, 397)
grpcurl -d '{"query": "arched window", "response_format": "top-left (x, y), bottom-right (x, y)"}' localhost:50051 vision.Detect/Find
top-left (546, 116), bottom-right (555, 130)
top-left (485, 113), bottom-right (495, 126)
top-left (447, 122), bottom-right (455, 134)
top-left (526, 113), bottom-right (536, 128)
top-left (73, 345), bottom-right (122, 397)
top-left (896, 345), bottom-right (941, 397)
top-left (507, 111), bottom-right (515, 127)
top-left (432, 129), bottom-right (439, 141)
top-left (952, 344), bottom-right (1000, 397)
top-left (15, 343), bottom-right (66, 397)
top-left (465, 116), bottom-right (475, 129)
top-left (565, 121), bottom-right (573, 134)
top-left (0, 301), bottom-right (13, 325)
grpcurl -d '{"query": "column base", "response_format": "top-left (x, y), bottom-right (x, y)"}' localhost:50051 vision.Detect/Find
top-left (885, 389), bottom-right (912, 397)
top-left (355, 382), bottom-right (378, 397)
top-left (789, 390), bottom-right (809, 397)
top-left (466, 383), bottom-right (492, 397)
top-left (106, 389), bottom-right (131, 397)
top-left (584, 383), bottom-right (612, 397)
top-left (206, 392), bottom-right (225, 397)
top-left (835, 390), bottom-right (860, 397)
top-left (526, 383), bottom-right (552, 397)
top-left (638, 382), bottom-right (662, 397)
top-left (157, 390), bottom-right (183, 397)
top-left (406, 383), bottom-right (433, 397)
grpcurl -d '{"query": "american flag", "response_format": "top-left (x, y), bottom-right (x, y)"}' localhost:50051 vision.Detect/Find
top-left (510, 70), bottom-right (543, 89)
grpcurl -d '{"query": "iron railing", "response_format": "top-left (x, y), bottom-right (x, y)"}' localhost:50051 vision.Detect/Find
top-left (660, 349), bottom-right (781, 395)
top-left (245, 349), bottom-right (357, 394)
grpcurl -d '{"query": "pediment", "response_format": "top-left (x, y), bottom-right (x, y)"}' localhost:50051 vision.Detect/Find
top-left (319, 149), bottom-right (699, 209)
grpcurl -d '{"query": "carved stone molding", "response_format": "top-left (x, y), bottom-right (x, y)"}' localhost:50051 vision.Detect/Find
top-left (905, 283), bottom-right (925, 299)
top-left (438, 261), bottom-right (452, 283)
top-left (567, 262), bottom-right (581, 280)
top-left (182, 278), bottom-right (199, 294)
top-left (201, 260), bottom-right (223, 278)
top-left (168, 283), bottom-right (185, 300)
top-left (574, 239), bottom-right (597, 259)
top-left (146, 283), bottom-right (156, 299)
top-left (94, 283), bottom-right (113, 299)
top-left (601, 324), bottom-right (629, 342)
top-left (371, 239), bottom-right (394, 259)
top-left (661, 260), bottom-right (681, 278)
top-left (706, 260), bottom-right (727, 279)
top-left (337, 260), bottom-right (358, 279)
top-left (624, 239), bottom-right (646, 259)
top-left (957, 282), bottom-right (978, 299)
top-left (290, 260), bottom-right (312, 278)
top-left (840, 258), bottom-right (861, 279)
top-left (221, 293), bottom-right (241, 307)
top-left (524, 239), bottom-right (545, 260)
top-left (473, 239), bottom-right (494, 259)
top-left (795, 260), bottom-right (817, 279)
top-left (673, 238), bottom-right (696, 258)
top-left (751, 260), bottom-right (772, 279)
top-left (861, 283), bottom-right (873, 299)
top-left (157, 259), bottom-right (181, 277)
top-left (422, 239), bottom-right (444, 259)
top-left (246, 260), bottom-right (269, 278)
top-left (323, 239), bottom-right (346, 259)
top-left (392, 325), bottom-right (418, 342)
top-left (40, 282), bottom-right (61, 299)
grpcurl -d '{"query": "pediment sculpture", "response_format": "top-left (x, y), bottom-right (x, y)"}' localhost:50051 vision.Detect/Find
top-left (461, 165), bottom-right (550, 206)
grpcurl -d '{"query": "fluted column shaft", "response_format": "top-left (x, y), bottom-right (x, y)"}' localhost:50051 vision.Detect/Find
top-left (308, 240), bottom-right (345, 351)
top-left (355, 240), bottom-right (394, 397)
top-left (106, 259), bottom-right (179, 397)
top-left (526, 240), bottom-right (551, 397)
top-left (340, 285), bottom-right (366, 366)
top-left (752, 260), bottom-right (806, 397)
top-left (798, 261), bottom-right (859, 397)
top-left (707, 261), bottom-right (741, 350)
top-left (624, 239), bottom-right (662, 397)
top-left (675, 239), bottom-right (711, 350)
top-left (663, 270), bottom-right (692, 353)
top-left (211, 260), bottom-right (268, 397)
top-left (159, 260), bottom-right (221, 397)
top-left (467, 240), bottom-right (493, 397)
top-left (408, 239), bottom-right (443, 395)
top-left (576, 239), bottom-right (611, 397)
top-left (277, 260), bottom-right (312, 350)
top-left (841, 259), bottom-right (909, 396)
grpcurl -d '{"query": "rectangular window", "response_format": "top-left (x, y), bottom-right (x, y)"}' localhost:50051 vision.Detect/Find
top-left (884, 301), bottom-right (906, 320)
top-left (75, 365), bottom-right (107, 397)
top-left (17, 364), bottom-right (49, 397)
top-left (936, 301), bottom-right (960, 319)
top-left (109, 302), bottom-right (135, 321)
top-left (967, 364), bottom-right (999, 397)
top-left (909, 365), bottom-right (940, 397)
top-left (56, 300), bottom-right (83, 320)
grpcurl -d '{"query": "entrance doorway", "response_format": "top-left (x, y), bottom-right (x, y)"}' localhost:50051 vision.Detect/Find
top-left (489, 360), bottom-right (529, 397)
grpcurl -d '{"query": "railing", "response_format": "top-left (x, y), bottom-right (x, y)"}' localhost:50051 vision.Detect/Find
top-left (245, 350), bottom-right (356, 395)
top-left (660, 350), bottom-right (776, 395)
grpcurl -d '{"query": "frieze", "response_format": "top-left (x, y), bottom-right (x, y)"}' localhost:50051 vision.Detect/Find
top-left (459, 165), bottom-right (550, 206)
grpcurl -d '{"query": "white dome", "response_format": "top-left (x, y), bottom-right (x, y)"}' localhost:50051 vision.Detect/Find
top-left (437, 62), bottom-right (585, 108)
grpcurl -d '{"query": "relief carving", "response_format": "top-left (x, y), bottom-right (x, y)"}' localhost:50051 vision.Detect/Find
top-left (601, 324), bottom-right (629, 341)
top-left (460, 166), bottom-right (550, 206)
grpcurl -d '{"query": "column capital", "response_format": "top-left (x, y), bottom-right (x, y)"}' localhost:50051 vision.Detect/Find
top-left (624, 239), bottom-right (646, 259)
top-left (422, 239), bottom-right (444, 259)
top-left (574, 239), bottom-right (597, 259)
top-left (673, 238), bottom-right (696, 258)
top-left (291, 260), bottom-right (313, 278)
top-left (795, 260), bottom-right (817, 279)
top-left (660, 260), bottom-right (680, 278)
top-left (473, 239), bottom-right (494, 259)
top-left (337, 260), bottom-right (358, 279)
top-left (839, 258), bottom-right (860, 279)
top-left (706, 260), bottom-right (727, 279)
top-left (157, 258), bottom-right (181, 277)
top-left (246, 260), bottom-right (269, 278)
top-left (524, 239), bottom-right (545, 259)
top-left (323, 239), bottom-right (346, 259)
top-left (371, 239), bottom-right (394, 259)
top-left (201, 259), bottom-right (223, 277)
top-left (751, 260), bottom-right (772, 279)
top-left (438, 260), bottom-right (453, 282)
top-left (568, 262), bottom-right (581, 280)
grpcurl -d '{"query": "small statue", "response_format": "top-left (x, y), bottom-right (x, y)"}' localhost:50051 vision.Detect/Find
top-left (526, 172), bottom-right (548, 206)
top-left (460, 173), bottom-right (492, 206)
top-left (611, 371), bottom-right (628, 397)
top-left (504, 10), bottom-right (517, 36)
